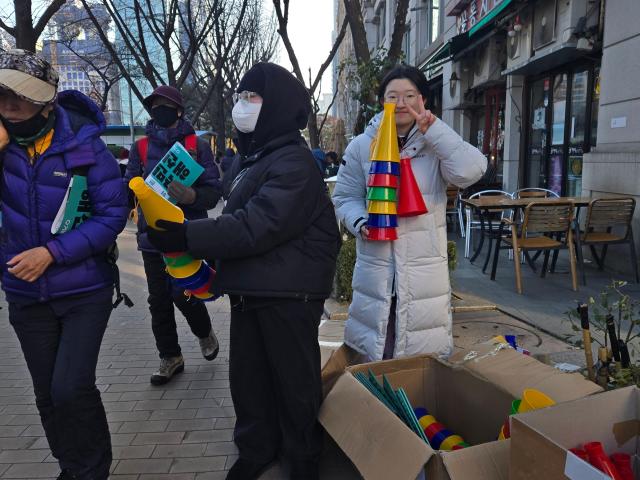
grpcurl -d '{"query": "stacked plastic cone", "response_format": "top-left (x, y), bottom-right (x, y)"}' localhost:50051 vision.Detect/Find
top-left (414, 407), bottom-right (468, 451)
top-left (129, 177), bottom-right (217, 302)
top-left (366, 103), bottom-right (400, 241)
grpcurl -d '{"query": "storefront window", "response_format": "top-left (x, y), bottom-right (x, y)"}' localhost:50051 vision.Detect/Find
top-left (525, 78), bottom-right (548, 189)
top-left (524, 65), bottom-right (598, 197)
top-left (566, 70), bottom-right (588, 197)
top-left (549, 74), bottom-right (567, 195)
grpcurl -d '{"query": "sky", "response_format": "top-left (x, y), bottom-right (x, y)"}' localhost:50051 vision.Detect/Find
top-left (269, 1), bottom-right (336, 95)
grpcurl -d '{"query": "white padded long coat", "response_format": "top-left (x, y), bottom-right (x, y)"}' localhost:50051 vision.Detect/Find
top-left (332, 114), bottom-right (487, 361)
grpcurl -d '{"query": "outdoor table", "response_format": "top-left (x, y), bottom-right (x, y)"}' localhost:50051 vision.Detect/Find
top-left (460, 196), bottom-right (592, 274)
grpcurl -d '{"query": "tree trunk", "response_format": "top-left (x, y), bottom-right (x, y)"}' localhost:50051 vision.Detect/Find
top-left (212, 80), bottom-right (226, 154)
top-left (307, 112), bottom-right (320, 149)
top-left (343, 0), bottom-right (370, 64)
top-left (388, 0), bottom-right (410, 65)
top-left (14, 1), bottom-right (37, 51)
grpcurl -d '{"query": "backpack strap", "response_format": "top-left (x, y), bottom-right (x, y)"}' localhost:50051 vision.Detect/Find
top-left (184, 134), bottom-right (198, 158)
top-left (137, 136), bottom-right (149, 168)
top-left (69, 165), bottom-right (133, 309)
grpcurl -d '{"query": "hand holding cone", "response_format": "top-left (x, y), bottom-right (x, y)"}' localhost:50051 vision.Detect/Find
top-left (129, 177), bottom-right (218, 301)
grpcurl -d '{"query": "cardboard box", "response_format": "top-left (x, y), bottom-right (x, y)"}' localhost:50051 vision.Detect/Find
top-left (510, 386), bottom-right (639, 480)
top-left (319, 345), bottom-right (602, 480)
top-left (321, 344), bottom-right (361, 398)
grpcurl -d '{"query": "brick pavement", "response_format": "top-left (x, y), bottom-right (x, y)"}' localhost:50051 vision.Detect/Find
top-left (0, 225), bottom-right (360, 480)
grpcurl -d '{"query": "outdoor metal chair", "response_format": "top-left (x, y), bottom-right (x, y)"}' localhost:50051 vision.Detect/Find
top-left (574, 198), bottom-right (639, 284)
top-left (493, 201), bottom-right (578, 294)
top-left (464, 190), bottom-right (512, 259)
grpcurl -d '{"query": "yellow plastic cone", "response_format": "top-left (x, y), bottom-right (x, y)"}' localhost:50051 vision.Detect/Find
top-left (370, 103), bottom-right (400, 163)
top-left (129, 177), bottom-right (185, 229)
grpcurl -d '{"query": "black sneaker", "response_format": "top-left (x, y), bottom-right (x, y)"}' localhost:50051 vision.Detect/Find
top-left (226, 458), bottom-right (273, 480)
top-left (199, 329), bottom-right (219, 361)
top-left (150, 355), bottom-right (184, 385)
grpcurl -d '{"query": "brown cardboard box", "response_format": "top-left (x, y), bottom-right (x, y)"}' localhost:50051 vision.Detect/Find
top-left (321, 344), bottom-right (361, 398)
top-left (319, 345), bottom-right (602, 480)
top-left (510, 386), bottom-right (639, 480)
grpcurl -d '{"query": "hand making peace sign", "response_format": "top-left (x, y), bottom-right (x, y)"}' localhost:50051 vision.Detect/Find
top-left (405, 95), bottom-right (437, 134)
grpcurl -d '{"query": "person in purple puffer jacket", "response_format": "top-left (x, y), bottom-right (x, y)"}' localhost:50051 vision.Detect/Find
top-left (0, 50), bottom-right (128, 480)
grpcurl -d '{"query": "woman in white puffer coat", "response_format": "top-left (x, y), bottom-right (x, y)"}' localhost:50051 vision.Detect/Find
top-left (332, 65), bottom-right (487, 361)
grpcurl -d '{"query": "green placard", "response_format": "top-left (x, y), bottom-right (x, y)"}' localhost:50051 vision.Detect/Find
top-left (367, 186), bottom-right (397, 202)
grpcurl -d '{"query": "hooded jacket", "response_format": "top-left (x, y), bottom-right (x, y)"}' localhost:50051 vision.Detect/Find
top-left (0, 90), bottom-right (128, 301)
top-left (186, 63), bottom-right (341, 299)
top-left (124, 118), bottom-right (222, 251)
top-left (332, 112), bottom-right (486, 361)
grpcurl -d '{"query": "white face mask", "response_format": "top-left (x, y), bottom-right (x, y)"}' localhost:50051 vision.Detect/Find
top-left (232, 100), bottom-right (262, 133)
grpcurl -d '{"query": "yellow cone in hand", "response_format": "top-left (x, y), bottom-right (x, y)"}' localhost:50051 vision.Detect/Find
top-left (370, 103), bottom-right (400, 163)
top-left (129, 177), bottom-right (184, 229)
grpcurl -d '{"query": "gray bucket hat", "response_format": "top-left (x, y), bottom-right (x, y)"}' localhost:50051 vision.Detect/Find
top-left (0, 49), bottom-right (59, 105)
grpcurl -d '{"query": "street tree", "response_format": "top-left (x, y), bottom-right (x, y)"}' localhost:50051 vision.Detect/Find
top-left (272, 0), bottom-right (348, 149)
top-left (342, 0), bottom-right (410, 133)
top-left (0, 0), bottom-right (67, 51)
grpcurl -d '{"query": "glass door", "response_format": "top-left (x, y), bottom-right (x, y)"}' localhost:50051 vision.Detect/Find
top-left (548, 74), bottom-right (568, 195)
top-left (525, 77), bottom-right (549, 189)
top-left (566, 69), bottom-right (589, 197)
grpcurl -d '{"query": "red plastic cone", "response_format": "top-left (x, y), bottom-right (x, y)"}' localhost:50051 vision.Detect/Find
top-left (397, 157), bottom-right (428, 217)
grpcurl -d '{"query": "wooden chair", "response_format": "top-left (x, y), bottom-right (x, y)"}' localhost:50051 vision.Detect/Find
top-left (574, 198), bottom-right (639, 284)
top-left (513, 188), bottom-right (560, 199)
top-left (496, 201), bottom-right (578, 294)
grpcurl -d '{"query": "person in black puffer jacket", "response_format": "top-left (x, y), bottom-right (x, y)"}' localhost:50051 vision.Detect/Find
top-left (147, 62), bottom-right (341, 480)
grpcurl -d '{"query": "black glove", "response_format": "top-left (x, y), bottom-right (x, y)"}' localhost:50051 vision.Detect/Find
top-left (146, 220), bottom-right (188, 253)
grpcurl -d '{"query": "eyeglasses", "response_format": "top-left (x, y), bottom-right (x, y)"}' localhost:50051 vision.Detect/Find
top-left (383, 93), bottom-right (419, 104)
top-left (232, 91), bottom-right (260, 104)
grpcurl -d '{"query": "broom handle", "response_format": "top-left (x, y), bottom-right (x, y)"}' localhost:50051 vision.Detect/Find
top-left (578, 304), bottom-right (595, 382)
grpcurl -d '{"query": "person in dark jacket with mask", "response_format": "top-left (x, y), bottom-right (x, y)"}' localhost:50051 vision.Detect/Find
top-left (0, 49), bottom-right (128, 480)
top-left (124, 85), bottom-right (222, 386)
top-left (147, 63), bottom-right (341, 480)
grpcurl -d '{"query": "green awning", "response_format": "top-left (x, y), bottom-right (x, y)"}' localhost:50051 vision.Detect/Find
top-left (468, 0), bottom-right (513, 36)
top-left (422, 42), bottom-right (451, 72)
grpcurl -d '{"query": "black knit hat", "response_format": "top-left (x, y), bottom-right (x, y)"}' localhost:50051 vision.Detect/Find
top-left (237, 64), bottom-right (265, 96)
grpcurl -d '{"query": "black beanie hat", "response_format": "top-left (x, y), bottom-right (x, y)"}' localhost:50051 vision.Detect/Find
top-left (237, 64), bottom-right (265, 96)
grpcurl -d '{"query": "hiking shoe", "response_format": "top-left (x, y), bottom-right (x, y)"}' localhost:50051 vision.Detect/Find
top-left (199, 329), bottom-right (219, 361)
top-left (150, 355), bottom-right (184, 385)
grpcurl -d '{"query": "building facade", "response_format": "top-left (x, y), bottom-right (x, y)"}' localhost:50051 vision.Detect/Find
top-left (335, 0), bottom-right (640, 269)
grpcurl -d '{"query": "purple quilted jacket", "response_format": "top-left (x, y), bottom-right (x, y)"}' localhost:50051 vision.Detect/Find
top-left (0, 90), bottom-right (128, 301)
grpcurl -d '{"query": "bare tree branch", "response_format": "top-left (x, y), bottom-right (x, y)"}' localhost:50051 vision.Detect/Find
top-left (34, 0), bottom-right (68, 40)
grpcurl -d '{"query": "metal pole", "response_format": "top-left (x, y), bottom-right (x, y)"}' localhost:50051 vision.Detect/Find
top-left (128, 84), bottom-right (135, 144)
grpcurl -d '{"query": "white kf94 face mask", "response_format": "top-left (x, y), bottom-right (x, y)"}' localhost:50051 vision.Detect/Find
top-left (232, 100), bottom-right (262, 133)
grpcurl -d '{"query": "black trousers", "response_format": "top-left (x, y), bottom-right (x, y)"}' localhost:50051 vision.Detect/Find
top-left (9, 297), bottom-right (112, 480)
top-left (229, 297), bottom-right (324, 464)
top-left (142, 251), bottom-right (212, 358)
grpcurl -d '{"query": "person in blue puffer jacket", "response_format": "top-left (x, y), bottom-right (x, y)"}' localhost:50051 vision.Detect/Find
top-left (124, 85), bottom-right (222, 386)
top-left (0, 50), bottom-right (128, 480)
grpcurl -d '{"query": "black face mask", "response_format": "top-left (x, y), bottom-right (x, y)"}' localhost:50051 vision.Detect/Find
top-left (1, 105), bottom-right (49, 139)
top-left (151, 105), bottom-right (180, 128)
